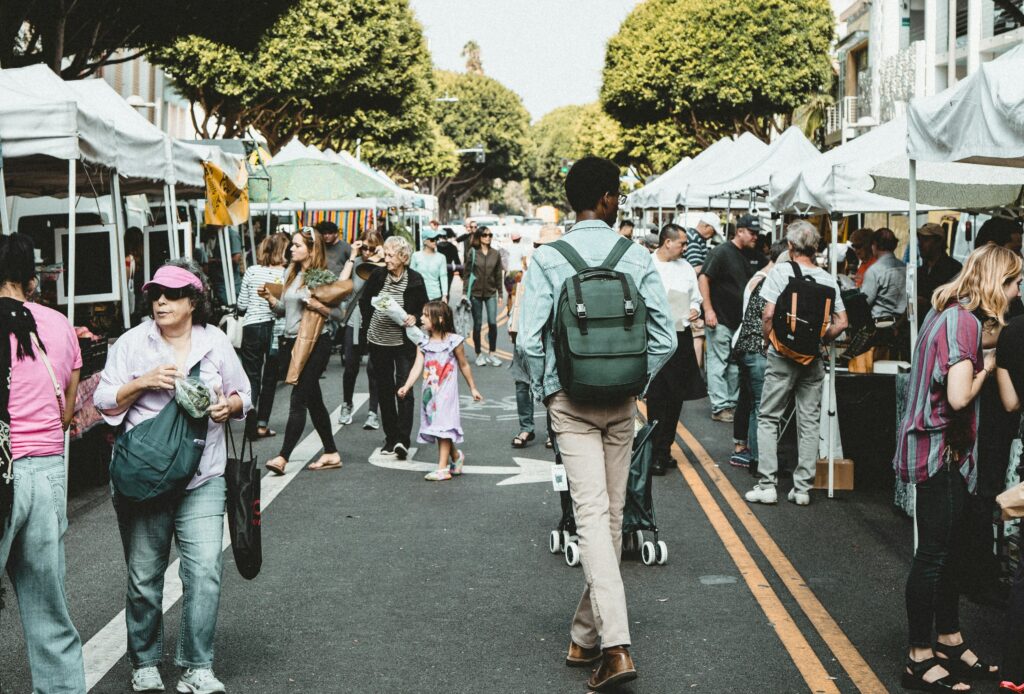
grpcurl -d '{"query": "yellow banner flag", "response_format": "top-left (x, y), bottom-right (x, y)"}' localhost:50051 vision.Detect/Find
top-left (204, 161), bottom-right (250, 226)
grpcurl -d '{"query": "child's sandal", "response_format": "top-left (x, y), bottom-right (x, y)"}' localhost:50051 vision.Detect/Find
top-left (425, 468), bottom-right (452, 481)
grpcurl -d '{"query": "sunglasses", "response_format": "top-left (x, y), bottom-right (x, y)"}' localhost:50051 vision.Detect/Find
top-left (361, 245), bottom-right (379, 253)
top-left (480, 233), bottom-right (493, 238)
top-left (146, 285), bottom-right (188, 303)
top-left (299, 227), bottom-right (317, 238)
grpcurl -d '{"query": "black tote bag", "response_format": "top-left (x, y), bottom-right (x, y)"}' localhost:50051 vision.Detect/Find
top-left (225, 424), bottom-right (262, 580)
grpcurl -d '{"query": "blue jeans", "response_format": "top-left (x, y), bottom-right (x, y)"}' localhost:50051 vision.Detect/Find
top-left (471, 295), bottom-right (498, 354)
top-left (0, 455), bottom-right (86, 694)
top-left (515, 380), bottom-right (535, 434)
top-left (739, 353), bottom-right (767, 461)
top-left (114, 476), bottom-right (227, 669)
top-left (705, 323), bottom-right (739, 412)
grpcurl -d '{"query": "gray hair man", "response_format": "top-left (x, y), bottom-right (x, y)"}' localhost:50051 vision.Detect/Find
top-left (746, 220), bottom-right (848, 506)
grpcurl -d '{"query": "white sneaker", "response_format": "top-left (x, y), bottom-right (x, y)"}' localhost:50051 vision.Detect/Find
top-left (338, 403), bottom-right (353, 426)
top-left (475, 353), bottom-right (487, 367)
top-left (363, 411), bottom-right (380, 430)
top-left (787, 488), bottom-right (811, 506)
top-left (487, 354), bottom-right (502, 367)
top-left (176, 668), bottom-right (225, 694)
top-left (132, 666), bottom-right (165, 692)
top-left (745, 484), bottom-right (778, 504)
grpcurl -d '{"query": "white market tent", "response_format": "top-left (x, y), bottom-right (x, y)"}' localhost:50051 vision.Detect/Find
top-left (625, 156), bottom-right (692, 208)
top-left (675, 132), bottom-right (769, 206)
top-left (704, 126), bottom-right (820, 199)
top-left (335, 150), bottom-right (417, 207)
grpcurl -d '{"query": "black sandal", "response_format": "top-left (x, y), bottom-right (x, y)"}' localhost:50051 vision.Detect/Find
top-left (902, 656), bottom-right (971, 692)
top-left (511, 432), bottom-right (536, 448)
top-left (935, 641), bottom-right (1000, 681)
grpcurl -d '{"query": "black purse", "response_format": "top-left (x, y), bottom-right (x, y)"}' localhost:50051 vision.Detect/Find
top-left (225, 423), bottom-right (262, 580)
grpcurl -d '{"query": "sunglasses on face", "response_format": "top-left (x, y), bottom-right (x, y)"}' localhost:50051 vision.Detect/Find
top-left (146, 285), bottom-right (187, 303)
top-left (480, 233), bottom-right (493, 238)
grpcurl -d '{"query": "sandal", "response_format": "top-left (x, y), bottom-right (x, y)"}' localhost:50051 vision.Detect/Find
top-left (545, 436), bottom-right (553, 449)
top-left (256, 427), bottom-right (277, 438)
top-left (265, 457), bottom-right (287, 476)
top-left (511, 432), bottom-right (535, 448)
top-left (902, 656), bottom-right (971, 692)
top-left (450, 450), bottom-right (465, 476)
top-left (935, 641), bottom-right (1000, 681)
top-left (308, 455), bottom-right (342, 471)
top-left (425, 468), bottom-right (452, 481)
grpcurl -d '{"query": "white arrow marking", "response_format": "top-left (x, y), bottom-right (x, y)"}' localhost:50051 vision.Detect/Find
top-left (369, 447), bottom-right (552, 486)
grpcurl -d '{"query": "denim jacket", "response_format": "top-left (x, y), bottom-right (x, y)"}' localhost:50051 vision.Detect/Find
top-left (520, 220), bottom-right (677, 401)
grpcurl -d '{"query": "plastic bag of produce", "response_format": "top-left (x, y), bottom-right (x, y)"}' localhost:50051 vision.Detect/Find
top-left (175, 377), bottom-right (212, 419)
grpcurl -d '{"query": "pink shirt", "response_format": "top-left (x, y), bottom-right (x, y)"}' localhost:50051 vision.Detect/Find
top-left (10, 303), bottom-right (82, 460)
top-left (94, 320), bottom-right (252, 490)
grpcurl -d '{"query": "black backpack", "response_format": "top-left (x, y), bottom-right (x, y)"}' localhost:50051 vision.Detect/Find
top-left (768, 262), bottom-right (836, 365)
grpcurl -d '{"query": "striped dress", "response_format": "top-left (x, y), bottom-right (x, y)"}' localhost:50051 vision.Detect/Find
top-left (892, 302), bottom-right (983, 492)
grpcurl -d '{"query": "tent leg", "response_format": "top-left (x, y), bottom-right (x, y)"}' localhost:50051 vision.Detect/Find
top-left (828, 215), bottom-right (840, 499)
top-left (164, 184), bottom-right (177, 259)
top-left (219, 227), bottom-right (236, 306)
top-left (0, 146), bottom-right (11, 234)
top-left (169, 186), bottom-right (186, 260)
top-left (67, 160), bottom-right (77, 325)
top-left (112, 174), bottom-right (131, 331)
top-left (908, 159), bottom-right (919, 356)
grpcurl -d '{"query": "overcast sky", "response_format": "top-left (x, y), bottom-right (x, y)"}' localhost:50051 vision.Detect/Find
top-left (409, 0), bottom-right (639, 121)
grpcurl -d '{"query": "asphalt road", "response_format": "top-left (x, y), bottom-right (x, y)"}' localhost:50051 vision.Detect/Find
top-left (0, 324), bottom-right (1011, 693)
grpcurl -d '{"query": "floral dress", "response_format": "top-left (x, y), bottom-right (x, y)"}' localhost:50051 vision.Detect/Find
top-left (416, 333), bottom-right (465, 444)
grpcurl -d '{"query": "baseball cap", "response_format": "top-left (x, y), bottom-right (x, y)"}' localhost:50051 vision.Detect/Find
top-left (511, 232), bottom-right (522, 241)
top-left (697, 212), bottom-right (721, 235)
top-left (422, 227), bottom-right (441, 240)
top-left (736, 214), bottom-right (761, 233)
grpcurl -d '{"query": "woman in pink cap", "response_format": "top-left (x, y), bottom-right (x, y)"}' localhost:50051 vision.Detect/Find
top-left (95, 258), bottom-right (251, 694)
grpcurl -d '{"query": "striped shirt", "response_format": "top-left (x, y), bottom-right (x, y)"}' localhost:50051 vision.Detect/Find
top-left (893, 303), bottom-right (983, 492)
top-left (684, 228), bottom-right (708, 269)
top-left (237, 265), bottom-right (284, 327)
top-left (367, 271), bottom-right (409, 347)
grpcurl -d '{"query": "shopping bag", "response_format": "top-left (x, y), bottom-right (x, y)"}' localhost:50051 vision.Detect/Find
top-left (225, 424), bottom-right (262, 579)
top-left (219, 312), bottom-right (243, 349)
top-left (997, 482), bottom-right (1024, 521)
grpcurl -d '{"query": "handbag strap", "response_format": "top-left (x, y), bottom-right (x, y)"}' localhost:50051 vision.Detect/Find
top-left (31, 333), bottom-right (66, 429)
top-left (225, 419), bottom-right (253, 460)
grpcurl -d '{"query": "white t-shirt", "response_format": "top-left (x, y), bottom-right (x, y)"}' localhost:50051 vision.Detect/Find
top-left (760, 260), bottom-right (846, 314)
top-left (506, 242), bottom-right (526, 272)
top-left (652, 254), bottom-right (703, 330)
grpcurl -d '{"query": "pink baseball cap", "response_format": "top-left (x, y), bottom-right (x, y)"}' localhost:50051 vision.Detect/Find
top-left (142, 265), bottom-right (204, 293)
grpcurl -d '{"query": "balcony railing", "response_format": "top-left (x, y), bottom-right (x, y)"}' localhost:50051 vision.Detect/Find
top-left (825, 96), bottom-right (862, 136)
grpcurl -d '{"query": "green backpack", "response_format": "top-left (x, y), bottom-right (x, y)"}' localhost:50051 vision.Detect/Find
top-left (109, 362), bottom-right (210, 503)
top-left (549, 237), bottom-right (648, 403)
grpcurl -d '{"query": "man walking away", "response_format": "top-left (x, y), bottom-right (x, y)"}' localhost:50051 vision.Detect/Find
top-left (521, 157), bottom-right (675, 691)
top-left (699, 214), bottom-right (765, 422)
top-left (861, 227), bottom-right (908, 358)
top-left (916, 223), bottom-right (961, 327)
top-left (618, 219), bottom-right (635, 239)
top-left (746, 221), bottom-right (848, 506)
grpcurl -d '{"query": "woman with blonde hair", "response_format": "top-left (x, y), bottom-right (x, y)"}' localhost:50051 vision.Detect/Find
top-left (260, 228), bottom-right (341, 474)
top-left (894, 243), bottom-right (1022, 693)
top-left (237, 232), bottom-right (289, 439)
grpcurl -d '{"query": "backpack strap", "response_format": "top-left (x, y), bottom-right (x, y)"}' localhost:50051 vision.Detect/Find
top-left (549, 240), bottom-right (588, 273)
top-left (549, 241), bottom-right (591, 334)
top-left (603, 238), bottom-right (637, 330)
top-left (600, 237), bottom-right (634, 271)
top-left (789, 260), bottom-right (804, 280)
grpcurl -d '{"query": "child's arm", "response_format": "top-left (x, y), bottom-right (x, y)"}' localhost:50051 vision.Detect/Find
top-left (397, 348), bottom-right (424, 399)
top-left (454, 342), bottom-right (483, 401)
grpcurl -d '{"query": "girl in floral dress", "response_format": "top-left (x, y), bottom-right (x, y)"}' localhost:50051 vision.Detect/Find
top-left (398, 301), bottom-right (482, 481)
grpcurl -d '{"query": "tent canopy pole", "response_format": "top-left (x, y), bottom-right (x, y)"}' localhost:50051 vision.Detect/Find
top-left (111, 173), bottom-right (132, 331)
top-left (0, 139), bottom-right (11, 234)
top-left (908, 159), bottom-right (919, 356)
top-left (67, 160), bottom-right (76, 325)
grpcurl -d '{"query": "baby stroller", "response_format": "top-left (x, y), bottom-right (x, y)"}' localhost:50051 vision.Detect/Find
top-left (548, 420), bottom-right (668, 567)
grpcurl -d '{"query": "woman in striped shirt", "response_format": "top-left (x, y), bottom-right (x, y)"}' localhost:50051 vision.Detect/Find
top-left (895, 244), bottom-right (1021, 692)
top-left (237, 233), bottom-right (288, 439)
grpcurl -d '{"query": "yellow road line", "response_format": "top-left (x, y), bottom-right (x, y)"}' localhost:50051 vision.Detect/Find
top-left (672, 419), bottom-right (887, 694)
top-left (636, 403), bottom-right (840, 693)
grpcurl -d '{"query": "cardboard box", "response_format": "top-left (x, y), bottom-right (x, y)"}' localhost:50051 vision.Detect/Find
top-left (813, 458), bottom-right (854, 490)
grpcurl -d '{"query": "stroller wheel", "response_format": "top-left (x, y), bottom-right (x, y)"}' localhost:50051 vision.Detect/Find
top-left (635, 530), bottom-right (645, 549)
top-left (549, 530), bottom-right (562, 554)
top-left (656, 540), bottom-right (668, 565)
top-left (641, 541), bottom-right (657, 566)
top-left (562, 530), bottom-right (572, 550)
top-left (565, 541), bottom-right (581, 567)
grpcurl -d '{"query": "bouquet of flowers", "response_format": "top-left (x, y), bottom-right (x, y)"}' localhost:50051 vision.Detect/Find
top-left (286, 268), bottom-right (353, 384)
top-left (371, 294), bottom-right (424, 344)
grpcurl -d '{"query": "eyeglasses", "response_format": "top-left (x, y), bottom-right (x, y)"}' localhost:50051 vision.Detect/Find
top-left (480, 233), bottom-right (493, 238)
top-left (146, 285), bottom-right (187, 303)
top-left (361, 246), bottom-right (378, 253)
top-left (608, 192), bottom-right (627, 205)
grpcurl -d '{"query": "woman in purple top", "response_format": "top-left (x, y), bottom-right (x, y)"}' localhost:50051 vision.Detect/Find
top-left (95, 259), bottom-right (251, 694)
top-left (894, 244), bottom-right (1021, 693)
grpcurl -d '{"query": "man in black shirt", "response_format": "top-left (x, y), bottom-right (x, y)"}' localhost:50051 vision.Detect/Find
top-left (916, 223), bottom-right (962, 326)
top-left (698, 214), bottom-right (766, 421)
top-left (437, 228), bottom-right (462, 291)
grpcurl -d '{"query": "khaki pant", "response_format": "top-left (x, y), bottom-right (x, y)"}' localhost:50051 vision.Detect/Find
top-left (548, 391), bottom-right (634, 648)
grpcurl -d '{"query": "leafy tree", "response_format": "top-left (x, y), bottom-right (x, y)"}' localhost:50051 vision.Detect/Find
top-left (601, 0), bottom-right (833, 173)
top-left (527, 103), bottom-right (622, 209)
top-left (0, 0), bottom-right (290, 77)
top-left (428, 70), bottom-right (530, 218)
top-left (150, 0), bottom-right (457, 180)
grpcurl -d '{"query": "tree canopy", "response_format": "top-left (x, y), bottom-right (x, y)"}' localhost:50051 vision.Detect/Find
top-left (0, 0), bottom-right (290, 77)
top-left (150, 0), bottom-right (456, 181)
top-left (526, 103), bottom-right (622, 209)
top-left (429, 70), bottom-right (531, 217)
top-left (601, 0), bottom-right (833, 174)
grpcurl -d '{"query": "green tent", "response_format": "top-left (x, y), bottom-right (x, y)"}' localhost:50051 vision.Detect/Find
top-left (249, 142), bottom-right (394, 203)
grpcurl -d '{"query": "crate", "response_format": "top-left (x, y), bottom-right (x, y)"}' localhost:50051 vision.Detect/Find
top-left (813, 458), bottom-right (855, 491)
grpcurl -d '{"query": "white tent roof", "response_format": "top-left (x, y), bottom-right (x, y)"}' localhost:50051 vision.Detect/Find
top-left (678, 132), bottom-right (769, 203)
top-left (702, 126), bottom-right (820, 198)
top-left (908, 43), bottom-right (1024, 167)
top-left (334, 150), bottom-right (417, 206)
top-left (869, 157), bottom-right (1024, 209)
top-left (626, 155), bottom-right (692, 207)
top-left (0, 80), bottom-right (79, 162)
top-left (769, 118), bottom-right (938, 213)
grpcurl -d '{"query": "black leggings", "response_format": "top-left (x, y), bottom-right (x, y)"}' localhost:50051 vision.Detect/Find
top-left (342, 325), bottom-right (378, 412)
top-left (279, 335), bottom-right (337, 460)
top-left (239, 321), bottom-right (280, 432)
top-left (370, 343), bottom-right (416, 449)
top-left (905, 463), bottom-right (969, 647)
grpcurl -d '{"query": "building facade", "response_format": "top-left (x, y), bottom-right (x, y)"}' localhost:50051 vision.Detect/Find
top-left (97, 54), bottom-right (202, 140)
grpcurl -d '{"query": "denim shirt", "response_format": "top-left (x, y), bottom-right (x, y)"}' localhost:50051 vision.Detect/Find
top-left (520, 220), bottom-right (677, 401)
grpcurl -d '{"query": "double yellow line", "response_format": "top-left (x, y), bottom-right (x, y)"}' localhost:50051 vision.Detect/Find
top-left (636, 402), bottom-right (886, 694)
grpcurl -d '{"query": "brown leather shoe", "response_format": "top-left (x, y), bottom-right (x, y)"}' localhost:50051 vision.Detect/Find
top-left (588, 646), bottom-right (637, 691)
top-left (565, 641), bottom-right (602, 667)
